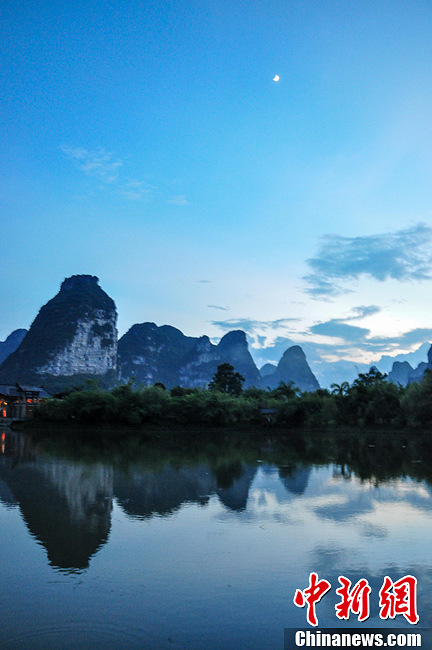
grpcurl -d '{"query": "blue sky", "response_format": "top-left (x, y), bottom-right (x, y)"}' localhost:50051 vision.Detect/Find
top-left (3, 0), bottom-right (432, 382)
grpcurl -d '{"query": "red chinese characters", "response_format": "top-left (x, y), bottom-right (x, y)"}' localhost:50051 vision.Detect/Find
top-left (379, 575), bottom-right (419, 624)
top-left (294, 573), bottom-right (419, 627)
top-left (335, 576), bottom-right (371, 622)
top-left (294, 572), bottom-right (331, 627)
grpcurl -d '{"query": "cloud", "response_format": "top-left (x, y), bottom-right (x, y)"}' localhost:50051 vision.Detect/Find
top-left (310, 320), bottom-right (370, 342)
top-left (349, 305), bottom-right (381, 320)
top-left (213, 309), bottom-right (379, 352)
top-left (212, 319), bottom-right (259, 334)
top-left (251, 323), bottom-right (432, 364)
top-left (61, 145), bottom-right (161, 202)
top-left (372, 328), bottom-right (432, 348)
top-left (212, 311), bottom-right (431, 382)
top-left (308, 306), bottom-right (379, 342)
top-left (212, 318), bottom-right (304, 363)
top-left (168, 194), bottom-right (190, 206)
top-left (307, 324), bottom-right (432, 357)
top-left (207, 305), bottom-right (229, 311)
top-left (304, 223), bottom-right (432, 297)
top-left (119, 180), bottom-right (156, 201)
top-left (61, 146), bottom-right (122, 183)
top-left (212, 317), bottom-right (301, 334)
top-left (309, 306), bottom-right (432, 350)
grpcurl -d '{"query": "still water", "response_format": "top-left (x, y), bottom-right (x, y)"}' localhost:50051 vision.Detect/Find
top-left (0, 427), bottom-right (431, 648)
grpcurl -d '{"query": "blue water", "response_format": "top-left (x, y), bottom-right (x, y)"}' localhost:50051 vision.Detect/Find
top-left (0, 428), bottom-right (430, 648)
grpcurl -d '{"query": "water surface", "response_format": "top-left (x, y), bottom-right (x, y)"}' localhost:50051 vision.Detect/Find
top-left (0, 427), bottom-right (431, 648)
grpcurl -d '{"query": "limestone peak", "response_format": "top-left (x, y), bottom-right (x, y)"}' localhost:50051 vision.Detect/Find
top-left (61, 275), bottom-right (100, 291)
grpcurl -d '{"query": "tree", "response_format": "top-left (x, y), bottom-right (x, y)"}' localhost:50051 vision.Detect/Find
top-left (402, 368), bottom-right (432, 428)
top-left (353, 367), bottom-right (387, 388)
top-left (342, 367), bottom-right (400, 427)
top-left (330, 382), bottom-right (350, 396)
top-left (271, 381), bottom-right (299, 400)
top-left (208, 363), bottom-right (245, 396)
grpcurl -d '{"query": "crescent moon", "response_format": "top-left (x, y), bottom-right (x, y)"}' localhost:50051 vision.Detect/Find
top-left (273, 75), bottom-right (280, 82)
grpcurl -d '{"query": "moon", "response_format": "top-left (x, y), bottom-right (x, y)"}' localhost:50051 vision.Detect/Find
top-left (273, 75), bottom-right (280, 82)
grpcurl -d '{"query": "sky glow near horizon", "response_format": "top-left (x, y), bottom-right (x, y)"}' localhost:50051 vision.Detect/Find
top-left (3, 0), bottom-right (432, 376)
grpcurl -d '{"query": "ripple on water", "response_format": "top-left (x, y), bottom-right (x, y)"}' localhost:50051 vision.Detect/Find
top-left (1, 619), bottom-right (182, 649)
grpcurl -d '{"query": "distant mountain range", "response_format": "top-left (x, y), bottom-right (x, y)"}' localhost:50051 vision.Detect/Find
top-left (387, 344), bottom-right (432, 386)
top-left (259, 346), bottom-right (319, 392)
top-left (256, 340), bottom-right (432, 389)
top-left (0, 275), bottom-right (318, 393)
top-left (1, 274), bottom-right (431, 392)
top-left (0, 329), bottom-right (27, 365)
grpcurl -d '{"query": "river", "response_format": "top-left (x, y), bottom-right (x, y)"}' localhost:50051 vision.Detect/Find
top-left (0, 427), bottom-right (431, 648)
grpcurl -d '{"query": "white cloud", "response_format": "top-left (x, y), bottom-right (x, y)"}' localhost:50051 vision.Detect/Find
top-left (119, 180), bottom-right (157, 201)
top-left (61, 146), bottom-right (122, 183)
top-left (168, 194), bottom-right (190, 206)
top-left (62, 145), bottom-right (160, 202)
top-left (304, 223), bottom-right (432, 297)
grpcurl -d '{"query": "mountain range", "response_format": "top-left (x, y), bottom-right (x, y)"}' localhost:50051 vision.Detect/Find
top-left (0, 329), bottom-right (27, 365)
top-left (259, 346), bottom-right (319, 392)
top-left (0, 275), bottom-right (318, 393)
top-left (1, 274), bottom-right (431, 393)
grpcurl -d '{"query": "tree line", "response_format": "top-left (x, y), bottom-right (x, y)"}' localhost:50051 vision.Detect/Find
top-left (32, 363), bottom-right (432, 431)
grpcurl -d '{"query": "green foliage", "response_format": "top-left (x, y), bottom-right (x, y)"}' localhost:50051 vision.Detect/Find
top-left (170, 386), bottom-right (200, 397)
top-left (401, 369), bottom-right (432, 428)
top-left (275, 398), bottom-right (307, 427)
top-left (169, 390), bottom-right (257, 426)
top-left (330, 382), bottom-right (350, 396)
top-left (208, 363), bottom-right (245, 396)
top-left (269, 381), bottom-right (299, 400)
top-left (242, 387), bottom-right (269, 400)
top-left (37, 390), bottom-right (117, 423)
top-left (34, 366), bottom-right (432, 433)
top-left (298, 390), bottom-right (337, 428)
top-left (339, 368), bottom-right (403, 427)
top-left (354, 367), bottom-right (388, 387)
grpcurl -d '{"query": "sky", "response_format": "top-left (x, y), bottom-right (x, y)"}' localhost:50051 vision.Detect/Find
top-left (3, 0), bottom-right (432, 385)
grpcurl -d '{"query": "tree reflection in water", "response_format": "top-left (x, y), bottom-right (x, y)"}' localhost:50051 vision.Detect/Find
top-left (1, 426), bottom-right (432, 573)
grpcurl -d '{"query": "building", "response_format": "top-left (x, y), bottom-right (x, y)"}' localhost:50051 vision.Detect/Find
top-left (0, 384), bottom-right (51, 421)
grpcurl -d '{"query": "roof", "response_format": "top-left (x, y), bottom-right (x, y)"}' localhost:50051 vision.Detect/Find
top-left (17, 384), bottom-right (51, 398)
top-left (0, 384), bottom-right (51, 398)
top-left (0, 385), bottom-right (20, 397)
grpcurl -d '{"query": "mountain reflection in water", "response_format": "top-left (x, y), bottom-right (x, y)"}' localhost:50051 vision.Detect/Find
top-left (0, 428), bottom-right (321, 574)
top-left (114, 463), bottom-right (259, 519)
top-left (0, 429), bottom-right (268, 571)
top-left (1, 427), bottom-right (432, 576)
top-left (0, 430), bottom-right (112, 571)
top-left (2, 427), bottom-right (432, 648)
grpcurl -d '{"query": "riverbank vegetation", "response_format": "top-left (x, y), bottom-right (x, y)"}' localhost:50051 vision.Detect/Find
top-left (33, 366), bottom-right (432, 432)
